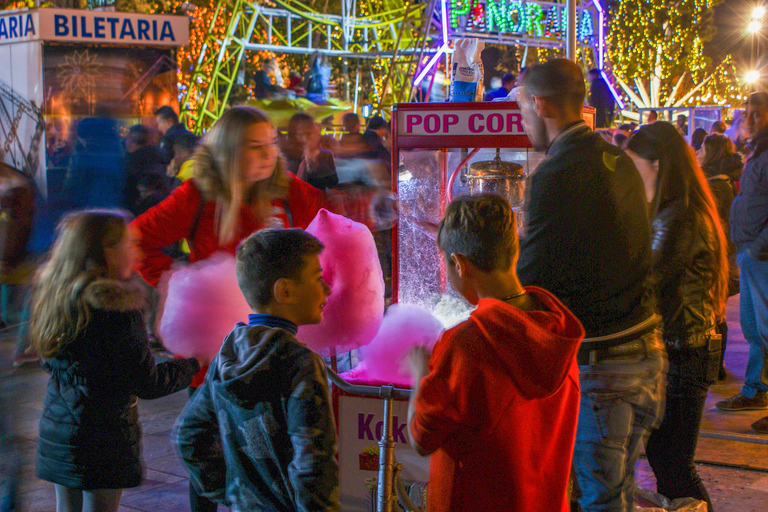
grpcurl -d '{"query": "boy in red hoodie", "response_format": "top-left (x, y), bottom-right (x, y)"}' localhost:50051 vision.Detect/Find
top-left (407, 194), bottom-right (585, 512)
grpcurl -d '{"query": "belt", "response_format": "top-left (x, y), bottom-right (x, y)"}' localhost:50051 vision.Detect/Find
top-left (665, 329), bottom-right (720, 351)
top-left (577, 329), bottom-right (664, 365)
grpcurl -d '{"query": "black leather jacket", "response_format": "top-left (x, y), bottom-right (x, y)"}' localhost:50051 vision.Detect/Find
top-left (651, 200), bottom-right (718, 340)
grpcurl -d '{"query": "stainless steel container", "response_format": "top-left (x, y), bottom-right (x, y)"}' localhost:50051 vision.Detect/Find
top-left (465, 156), bottom-right (526, 208)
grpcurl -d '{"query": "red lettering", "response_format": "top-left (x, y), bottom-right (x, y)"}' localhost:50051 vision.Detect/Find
top-left (507, 112), bottom-right (523, 133)
top-left (487, 113), bottom-right (504, 133)
top-left (443, 114), bottom-right (459, 133)
top-left (469, 113), bottom-right (484, 133)
top-left (424, 114), bottom-right (440, 134)
top-left (406, 114), bottom-right (422, 134)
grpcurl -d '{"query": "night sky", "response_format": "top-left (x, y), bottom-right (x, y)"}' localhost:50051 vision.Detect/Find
top-left (711, 0), bottom-right (765, 70)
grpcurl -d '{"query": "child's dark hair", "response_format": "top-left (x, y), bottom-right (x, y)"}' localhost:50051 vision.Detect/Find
top-left (236, 228), bottom-right (324, 307)
top-left (437, 194), bottom-right (518, 272)
top-left (173, 131), bottom-right (200, 152)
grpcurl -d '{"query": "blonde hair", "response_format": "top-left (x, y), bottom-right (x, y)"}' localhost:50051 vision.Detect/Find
top-left (29, 210), bottom-right (129, 358)
top-left (192, 106), bottom-right (289, 245)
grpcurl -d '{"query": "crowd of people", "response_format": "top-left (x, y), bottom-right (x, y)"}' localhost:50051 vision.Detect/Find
top-left (1, 55), bottom-right (767, 512)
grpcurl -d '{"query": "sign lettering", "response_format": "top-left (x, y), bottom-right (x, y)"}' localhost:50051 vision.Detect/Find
top-left (400, 109), bottom-right (525, 137)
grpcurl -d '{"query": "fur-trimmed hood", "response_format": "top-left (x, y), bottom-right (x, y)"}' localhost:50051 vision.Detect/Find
top-left (83, 279), bottom-right (145, 312)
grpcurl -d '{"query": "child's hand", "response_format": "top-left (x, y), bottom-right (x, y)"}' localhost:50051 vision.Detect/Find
top-left (408, 346), bottom-right (431, 381)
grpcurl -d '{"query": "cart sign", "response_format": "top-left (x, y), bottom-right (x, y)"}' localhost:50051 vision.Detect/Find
top-left (0, 8), bottom-right (189, 47)
top-left (394, 102), bottom-right (533, 149)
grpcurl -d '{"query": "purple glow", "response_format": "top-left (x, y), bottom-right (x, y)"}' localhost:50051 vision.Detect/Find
top-left (601, 70), bottom-right (626, 110)
top-left (413, 44), bottom-right (448, 86)
top-left (440, 0), bottom-right (449, 42)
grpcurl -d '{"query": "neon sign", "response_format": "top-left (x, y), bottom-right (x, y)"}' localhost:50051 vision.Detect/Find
top-left (450, 0), bottom-right (595, 43)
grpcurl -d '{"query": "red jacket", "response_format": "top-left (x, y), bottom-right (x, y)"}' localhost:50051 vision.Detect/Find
top-left (132, 175), bottom-right (326, 288)
top-left (409, 287), bottom-right (584, 512)
top-left (131, 175), bottom-right (326, 387)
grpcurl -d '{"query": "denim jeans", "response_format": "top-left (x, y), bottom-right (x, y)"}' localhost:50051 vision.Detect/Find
top-left (737, 250), bottom-right (768, 398)
top-left (574, 331), bottom-right (667, 512)
top-left (1, 283), bottom-right (30, 357)
top-left (646, 345), bottom-right (714, 511)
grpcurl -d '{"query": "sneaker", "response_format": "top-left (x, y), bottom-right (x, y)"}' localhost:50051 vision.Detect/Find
top-left (753, 415), bottom-right (768, 434)
top-left (716, 392), bottom-right (768, 411)
top-left (12, 352), bottom-right (39, 368)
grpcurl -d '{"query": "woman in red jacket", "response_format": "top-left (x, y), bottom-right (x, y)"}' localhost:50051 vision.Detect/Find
top-left (131, 106), bottom-right (331, 512)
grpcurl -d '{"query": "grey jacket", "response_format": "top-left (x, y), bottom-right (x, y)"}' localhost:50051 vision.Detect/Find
top-left (173, 324), bottom-right (340, 512)
top-left (730, 125), bottom-right (768, 258)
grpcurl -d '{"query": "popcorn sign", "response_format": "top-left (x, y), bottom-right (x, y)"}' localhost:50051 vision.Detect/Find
top-left (402, 110), bottom-right (524, 136)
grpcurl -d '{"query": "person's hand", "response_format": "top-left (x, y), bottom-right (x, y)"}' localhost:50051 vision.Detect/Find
top-left (166, 159), bottom-right (178, 178)
top-left (408, 346), bottom-right (431, 381)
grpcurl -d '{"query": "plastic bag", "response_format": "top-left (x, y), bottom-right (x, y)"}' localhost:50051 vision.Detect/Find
top-left (450, 38), bottom-right (484, 102)
top-left (634, 486), bottom-right (708, 511)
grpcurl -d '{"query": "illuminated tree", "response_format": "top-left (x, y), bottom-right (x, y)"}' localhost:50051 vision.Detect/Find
top-left (606, 0), bottom-right (742, 108)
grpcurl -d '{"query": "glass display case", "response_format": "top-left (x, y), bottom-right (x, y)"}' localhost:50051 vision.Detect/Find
top-left (391, 101), bottom-right (595, 327)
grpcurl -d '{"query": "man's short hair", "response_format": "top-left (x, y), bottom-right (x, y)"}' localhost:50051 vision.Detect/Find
top-left (502, 72), bottom-right (516, 85)
top-left (748, 91), bottom-right (768, 109)
top-left (367, 115), bottom-right (390, 132)
top-left (173, 131), bottom-right (200, 151)
top-left (618, 123), bottom-right (633, 132)
top-left (154, 106), bottom-right (179, 124)
top-left (437, 194), bottom-right (518, 272)
top-left (342, 113), bottom-right (360, 131)
top-left (588, 69), bottom-right (601, 77)
top-left (518, 59), bottom-right (585, 115)
top-left (126, 124), bottom-right (150, 146)
top-left (236, 229), bottom-right (325, 307)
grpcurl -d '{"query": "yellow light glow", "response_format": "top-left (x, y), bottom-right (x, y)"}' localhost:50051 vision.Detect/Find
top-left (749, 19), bottom-right (763, 33)
top-left (746, 70), bottom-right (761, 83)
top-left (753, 6), bottom-right (766, 20)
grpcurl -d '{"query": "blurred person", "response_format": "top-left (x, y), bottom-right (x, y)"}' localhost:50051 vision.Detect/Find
top-left (253, 58), bottom-right (286, 100)
top-left (155, 106), bottom-right (192, 165)
top-left (0, 348), bottom-right (21, 511)
top-left (408, 194), bottom-right (584, 512)
top-left (131, 106), bottom-right (386, 511)
top-left (613, 132), bottom-right (628, 150)
top-left (647, 110), bottom-right (658, 123)
top-left (676, 114), bottom-right (688, 136)
top-left (64, 117), bottom-right (125, 210)
top-left (123, 124), bottom-right (165, 214)
top-left (617, 123), bottom-right (633, 138)
top-left (587, 69), bottom-right (615, 128)
top-left (174, 229), bottom-right (339, 512)
top-left (627, 122), bottom-right (728, 511)
top-left (134, 173), bottom-right (170, 217)
top-left (288, 113), bottom-right (338, 191)
top-left (484, 72), bottom-right (516, 101)
top-left (0, 163), bottom-right (36, 367)
top-left (517, 59), bottom-right (664, 511)
top-left (362, 115), bottom-right (391, 169)
top-left (701, 133), bottom-right (743, 379)
top-left (725, 109), bottom-right (744, 142)
top-left (338, 112), bottom-right (365, 158)
top-left (716, 92), bottom-right (768, 434)
top-left (319, 134), bottom-right (340, 156)
top-left (304, 52), bottom-right (331, 104)
top-left (31, 210), bottom-right (200, 512)
top-left (168, 131), bottom-right (200, 187)
top-left (691, 127), bottom-right (708, 152)
top-left (711, 121), bottom-right (727, 134)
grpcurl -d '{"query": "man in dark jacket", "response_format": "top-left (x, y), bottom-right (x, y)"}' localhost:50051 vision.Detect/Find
top-left (484, 72), bottom-right (516, 101)
top-left (155, 106), bottom-right (192, 165)
top-left (587, 69), bottom-right (615, 128)
top-left (174, 228), bottom-right (339, 511)
top-left (517, 59), bottom-right (665, 510)
top-left (716, 92), bottom-right (768, 434)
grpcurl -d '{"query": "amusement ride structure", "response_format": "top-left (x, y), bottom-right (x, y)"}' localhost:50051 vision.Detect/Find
top-left (180, 0), bottom-right (617, 132)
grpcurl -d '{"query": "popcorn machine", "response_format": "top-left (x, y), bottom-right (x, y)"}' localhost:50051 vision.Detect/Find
top-left (391, 101), bottom-right (595, 325)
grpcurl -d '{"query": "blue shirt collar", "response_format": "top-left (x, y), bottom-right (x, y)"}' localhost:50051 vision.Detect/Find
top-left (248, 314), bottom-right (298, 335)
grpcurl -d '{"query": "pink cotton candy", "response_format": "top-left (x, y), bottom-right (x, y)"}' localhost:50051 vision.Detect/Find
top-left (158, 253), bottom-right (252, 361)
top-left (297, 209), bottom-right (385, 355)
top-left (350, 304), bottom-right (444, 387)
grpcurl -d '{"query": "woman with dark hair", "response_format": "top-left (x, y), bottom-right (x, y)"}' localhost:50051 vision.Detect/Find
top-left (701, 133), bottom-right (743, 379)
top-left (627, 122), bottom-right (729, 511)
top-left (691, 127), bottom-right (708, 152)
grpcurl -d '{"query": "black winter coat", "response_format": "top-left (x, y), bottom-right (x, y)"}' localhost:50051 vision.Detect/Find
top-left (37, 280), bottom-right (199, 490)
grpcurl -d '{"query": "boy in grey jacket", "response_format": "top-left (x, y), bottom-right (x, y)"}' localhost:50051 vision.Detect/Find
top-left (174, 228), bottom-right (339, 512)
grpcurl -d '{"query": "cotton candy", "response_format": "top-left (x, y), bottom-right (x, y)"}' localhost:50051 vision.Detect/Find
top-left (297, 209), bottom-right (385, 354)
top-left (158, 253), bottom-right (251, 361)
top-left (342, 304), bottom-right (444, 387)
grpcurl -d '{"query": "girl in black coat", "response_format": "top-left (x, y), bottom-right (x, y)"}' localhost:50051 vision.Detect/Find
top-left (29, 211), bottom-right (201, 512)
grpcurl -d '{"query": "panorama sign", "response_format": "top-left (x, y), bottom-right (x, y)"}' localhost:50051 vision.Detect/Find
top-left (0, 8), bottom-right (189, 47)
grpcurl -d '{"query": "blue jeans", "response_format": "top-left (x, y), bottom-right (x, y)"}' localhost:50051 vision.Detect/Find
top-left (737, 250), bottom-right (768, 398)
top-left (574, 332), bottom-right (667, 512)
top-left (0, 283), bottom-right (30, 357)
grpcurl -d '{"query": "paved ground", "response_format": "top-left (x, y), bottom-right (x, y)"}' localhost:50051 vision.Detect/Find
top-left (3, 295), bottom-right (768, 511)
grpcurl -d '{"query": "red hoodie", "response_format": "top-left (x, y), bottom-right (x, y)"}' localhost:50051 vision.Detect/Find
top-left (409, 287), bottom-right (584, 512)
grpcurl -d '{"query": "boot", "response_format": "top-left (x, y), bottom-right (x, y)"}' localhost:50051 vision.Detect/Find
top-left (718, 320), bottom-right (728, 381)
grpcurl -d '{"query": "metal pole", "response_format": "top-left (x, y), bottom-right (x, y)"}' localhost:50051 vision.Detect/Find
top-left (566, 0), bottom-right (576, 61)
top-left (376, 395), bottom-right (396, 512)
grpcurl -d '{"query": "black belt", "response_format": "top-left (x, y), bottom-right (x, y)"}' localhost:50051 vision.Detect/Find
top-left (665, 329), bottom-right (720, 351)
top-left (577, 329), bottom-right (664, 365)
